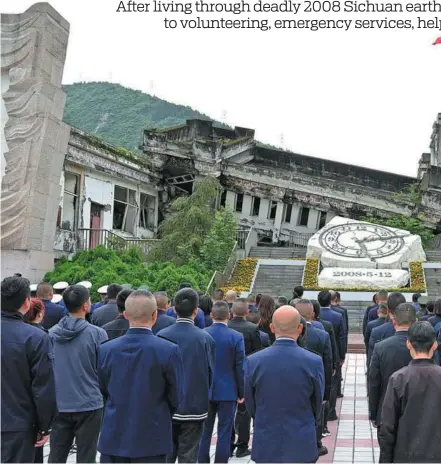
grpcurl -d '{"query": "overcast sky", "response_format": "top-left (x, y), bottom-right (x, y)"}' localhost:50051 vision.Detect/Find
top-left (4, 0), bottom-right (441, 176)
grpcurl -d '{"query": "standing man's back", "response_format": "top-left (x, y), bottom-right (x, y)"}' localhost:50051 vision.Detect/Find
top-left (245, 305), bottom-right (324, 463)
top-left (98, 290), bottom-right (184, 463)
top-left (90, 283), bottom-right (123, 327)
top-left (199, 301), bottom-right (246, 463)
top-left (379, 322), bottom-right (441, 463)
top-left (102, 288), bottom-right (132, 341)
top-left (158, 288), bottom-right (215, 463)
top-left (49, 285), bottom-right (108, 463)
top-left (1, 276), bottom-right (57, 463)
top-left (36, 282), bottom-right (66, 329)
top-left (152, 292), bottom-right (176, 334)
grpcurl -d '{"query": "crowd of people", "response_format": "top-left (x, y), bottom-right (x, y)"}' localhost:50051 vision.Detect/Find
top-left (1, 275), bottom-right (441, 464)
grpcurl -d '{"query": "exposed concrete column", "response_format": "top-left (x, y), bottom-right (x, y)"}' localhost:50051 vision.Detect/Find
top-left (258, 199), bottom-right (270, 220)
top-left (272, 201), bottom-right (284, 243)
top-left (290, 205), bottom-right (301, 226)
top-left (307, 209), bottom-right (320, 230)
top-left (242, 194), bottom-right (252, 217)
top-left (226, 191), bottom-right (235, 209)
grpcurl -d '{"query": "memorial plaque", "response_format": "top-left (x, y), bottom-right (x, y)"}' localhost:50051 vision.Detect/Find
top-left (318, 268), bottom-right (410, 289)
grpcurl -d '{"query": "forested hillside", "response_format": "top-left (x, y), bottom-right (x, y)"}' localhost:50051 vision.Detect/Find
top-left (62, 82), bottom-right (221, 150)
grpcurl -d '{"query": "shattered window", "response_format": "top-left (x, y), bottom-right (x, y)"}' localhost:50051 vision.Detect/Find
top-left (61, 172), bottom-right (79, 231)
top-left (113, 186), bottom-right (138, 234)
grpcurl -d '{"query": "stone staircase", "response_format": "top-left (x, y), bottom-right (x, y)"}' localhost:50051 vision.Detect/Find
top-left (340, 300), bottom-right (372, 334)
top-left (248, 246), bottom-right (306, 259)
top-left (424, 268), bottom-right (441, 298)
top-left (251, 264), bottom-right (304, 298)
top-left (426, 250), bottom-right (441, 262)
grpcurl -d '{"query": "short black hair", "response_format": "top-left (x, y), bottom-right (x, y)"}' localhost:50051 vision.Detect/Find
top-left (377, 290), bottom-right (388, 300)
top-left (178, 282), bottom-right (192, 290)
top-left (434, 298), bottom-right (441, 316)
top-left (387, 292), bottom-right (406, 314)
top-left (277, 296), bottom-right (289, 307)
top-left (427, 300), bottom-right (435, 314)
top-left (174, 288), bottom-right (199, 318)
top-left (408, 321), bottom-right (436, 353)
top-left (199, 295), bottom-right (213, 316)
top-left (212, 289), bottom-right (224, 300)
top-left (256, 293), bottom-right (262, 306)
top-left (393, 302), bottom-right (416, 326)
top-left (63, 285), bottom-right (90, 313)
top-left (335, 291), bottom-right (341, 300)
top-left (107, 284), bottom-right (123, 300)
top-left (1, 276), bottom-right (30, 312)
top-left (294, 286), bottom-right (304, 298)
top-left (116, 288), bottom-right (133, 312)
top-left (212, 301), bottom-right (230, 320)
top-left (311, 300), bottom-right (321, 320)
top-left (318, 290), bottom-right (332, 308)
top-left (412, 293), bottom-right (422, 303)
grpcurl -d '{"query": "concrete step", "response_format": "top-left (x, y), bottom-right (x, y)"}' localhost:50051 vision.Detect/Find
top-left (249, 247), bottom-right (306, 259)
top-left (251, 264), bottom-right (304, 298)
top-left (426, 250), bottom-right (441, 262)
top-left (348, 334), bottom-right (366, 354)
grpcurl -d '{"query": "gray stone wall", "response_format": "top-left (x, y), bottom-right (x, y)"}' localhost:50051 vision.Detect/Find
top-left (1, 3), bottom-right (70, 281)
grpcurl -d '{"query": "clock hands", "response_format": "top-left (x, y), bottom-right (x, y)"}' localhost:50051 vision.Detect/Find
top-left (355, 233), bottom-right (410, 244)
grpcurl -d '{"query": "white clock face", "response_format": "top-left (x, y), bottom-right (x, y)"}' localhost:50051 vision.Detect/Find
top-left (319, 223), bottom-right (407, 259)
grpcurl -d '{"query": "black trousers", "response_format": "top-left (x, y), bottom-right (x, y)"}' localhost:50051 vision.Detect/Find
top-left (1, 430), bottom-right (35, 463)
top-left (328, 372), bottom-right (339, 418)
top-left (337, 363), bottom-right (343, 396)
top-left (168, 420), bottom-right (204, 463)
top-left (101, 454), bottom-right (166, 463)
top-left (234, 402), bottom-right (251, 452)
top-left (48, 408), bottom-right (103, 463)
top-left (34, 446), bottom-right (44, 463)
top-left (316, 402), bottom-right (326, 447)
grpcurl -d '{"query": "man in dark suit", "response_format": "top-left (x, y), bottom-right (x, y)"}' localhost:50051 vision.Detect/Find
top-left (364, 290), bottom-right (388, 331)
top-left (1, 276), bottom-right (57, 463)
top-left (297, 301), bottom-right (332, 457)
top-left (364, 303), bottom-right (387, 355)
top-left (152, 292), bottom-right (176, 334)
top-left (228, 298), bottom-right (262, 457)
top-left (36, 282), bottom-right (67, 329)
top-left (368, 302), bottom-right (416, 459)
top-left (91, 284), bottom-right (123, 327)
top-left (318, 290), bottom-right (346, 421)
top-left (98, 290), bottom-right (184, 463)
top-left (379, 321), bottom-right (441, 463)
top-left (245, 305), bottom-right (324, 463)
top-left (368, 293), bottom-right (406, 366)
top-left (330, 291), bottom-right (348, 398)
top-left (102, 289), bottom-right (132, 341)
top-left (158, 288), bottom-right (215, 463)
top-left (199, 301), bottom-right (246, 463)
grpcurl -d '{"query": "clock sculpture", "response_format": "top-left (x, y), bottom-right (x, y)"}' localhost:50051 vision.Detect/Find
top-left (306, 216), bottom-right (426, 289)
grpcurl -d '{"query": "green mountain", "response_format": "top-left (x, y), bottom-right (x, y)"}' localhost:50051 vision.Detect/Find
top-left (62, 82), bottom-right (222, 151)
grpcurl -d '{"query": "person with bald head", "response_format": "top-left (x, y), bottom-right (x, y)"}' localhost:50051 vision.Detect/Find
top-left (245, 305), bottom-right (324, 463)
top-left (157, 288), bottom-right (215, 463)
top-left (97, 290), bottom-right (184, 463)
top-left (296, 300), bottom-right (333, 457)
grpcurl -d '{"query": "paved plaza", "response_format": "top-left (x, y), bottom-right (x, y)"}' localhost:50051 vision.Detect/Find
top-left (43, 353), bottom-right (377, 464)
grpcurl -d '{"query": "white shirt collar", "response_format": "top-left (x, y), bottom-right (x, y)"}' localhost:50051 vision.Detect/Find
top-left (213, 321), bottom-right (228, 326)
top-left (129, 327), bottom-right (152, 331)
top-left (277, 337), bottom-right (296, 341)
top-left (176, 318), bottom-right (194, 325)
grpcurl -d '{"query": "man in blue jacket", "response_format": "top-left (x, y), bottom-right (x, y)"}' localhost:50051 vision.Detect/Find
top-left (245, 305), bottom-right (324, 463)
top-left (98, 290), bottom-right (184, 463)
top-left (49, 285), bottom-right (108, 463)
top-left (153, 292), bottom-right (176, 334)
top-left (318, 290), bottom-right (346, 421)
top-left (36, 282), bottom-right (66, 329)
top-left (199, 301), bottom-right (246, 463)
top-left (1, 276), bottom-right (57, 463)
top-left (158, 288), bottom-right (215, 463)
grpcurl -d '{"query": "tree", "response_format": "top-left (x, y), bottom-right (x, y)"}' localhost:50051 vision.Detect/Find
top-left (360, 215), bottom-right (434, 248)
top-left (148, 176), bottom-right (221, 264)
top-left (200, 207), bottom-right (237, 271)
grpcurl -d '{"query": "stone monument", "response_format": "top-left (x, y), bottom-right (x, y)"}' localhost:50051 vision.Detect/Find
top-left (306, 216), bottom-right (426, 289)
top-left (1, 3), bottom-right (70, 280)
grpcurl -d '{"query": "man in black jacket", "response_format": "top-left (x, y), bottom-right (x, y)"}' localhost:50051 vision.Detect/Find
top-left (91, 283), bottom-right (123, 327)
top-left (102, 288), bottom-right (133, 341)
top-left (379, 321), bottom-right (441, 463)
top-left (364, 303), bottom-right (388, 361)
top-left (228, 298), bottom-right (262, 457)
top-left (1, 276), bottom-right (57, 463)
top-left (368, 302), bottom-right (416, 455)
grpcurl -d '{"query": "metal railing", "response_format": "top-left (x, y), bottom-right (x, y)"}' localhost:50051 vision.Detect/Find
top-left (205, 241), bottom-right (239, 295)
top-left (244, 227), bottom-right (258, 257)
top-left (77, 229), bottom-right (159, 255)
top-left (288, 231), bottom-right (314, 248)
top-left (235, 229), bottom-right (249, 249)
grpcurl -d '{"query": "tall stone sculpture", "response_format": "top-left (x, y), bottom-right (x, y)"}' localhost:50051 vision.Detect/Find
top-left (1, 3), bottom-right (70, 280)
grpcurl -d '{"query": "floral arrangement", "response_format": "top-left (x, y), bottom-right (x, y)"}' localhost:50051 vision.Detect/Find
top-left (303, 258), bottom-right (427, 293)
top-left (221, 258), bottom-right (258, 294)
